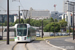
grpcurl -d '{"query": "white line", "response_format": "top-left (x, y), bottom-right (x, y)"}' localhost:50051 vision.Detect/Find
top-left (44, 39), bottom-right (66, 50)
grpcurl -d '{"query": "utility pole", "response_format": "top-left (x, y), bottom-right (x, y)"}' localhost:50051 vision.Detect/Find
top-left (42, 20), bottom-right (43, 38)
top-left (54, 19), bottom-right (55, 37)
top-left (73, 5), bottom-right (74, 40)
top-left (19, 6), bottom-right (20, 24)
top-left (69, 24), bottom-right (70, 36)
top-left (7, 0), bottom-right (9, 44)
top-left (2, 15), bottom-right (3, 40)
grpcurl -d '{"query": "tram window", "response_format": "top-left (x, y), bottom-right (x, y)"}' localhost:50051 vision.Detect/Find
top-left (17, 24), bottom-right (27, 36)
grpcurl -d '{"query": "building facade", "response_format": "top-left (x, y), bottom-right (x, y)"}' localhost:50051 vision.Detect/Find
top-left (50, 11), bottom-right (63, 20)
top-left (63, 0), bottom-right (74, 27)
top-left (0, 14), bottom-right (17, 23)
top-left (22, 7), bottom-right (50, 20)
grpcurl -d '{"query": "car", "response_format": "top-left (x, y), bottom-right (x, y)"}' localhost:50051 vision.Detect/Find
top-left (62, 33), bottom-right (68, 36)
top-left (50, 33), bottom-right (54, 36)
top-left (65, 33), bottom-right (69, 36)
top-left (55, 33), bottom-right (59, 36)
top-left (58, 33), bottom-right (63, 36)
top-left (0, 36), bottom-right (2, 40)
top-left (36, 33), bottom-right (40, 37)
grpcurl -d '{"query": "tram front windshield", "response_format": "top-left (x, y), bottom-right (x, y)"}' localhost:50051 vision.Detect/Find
top-left (17, 24), bottom-right (27, 36)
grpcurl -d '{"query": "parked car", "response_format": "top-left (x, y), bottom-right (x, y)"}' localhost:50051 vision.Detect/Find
top-left (50, 33), bottom-right (54, 36)
top-left (65, 33), bottom-right (69, 36)
top-left (55, 33), bottom-right (59, 36)
top-left (58, 33), bottom-right (63, 36)
top-left (0, 36), bottom-right (2, 40)
top-left (36, 33), bottom-right (40, 37)
top-left (62, 33), bottom-right (68, 36)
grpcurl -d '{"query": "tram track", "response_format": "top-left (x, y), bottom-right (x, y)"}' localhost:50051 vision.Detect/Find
top-left (12, 43), bottom-right (28, 50)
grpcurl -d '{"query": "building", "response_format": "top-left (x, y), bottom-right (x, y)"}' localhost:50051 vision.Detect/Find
top-left (0, 14), bottom-right (17, 23)
top-left (50, 11), bottom-right (63, 20)
top-left (63, 0), bottom-right (74, 27)
top-left (22, 7), bottom-right (50, 20)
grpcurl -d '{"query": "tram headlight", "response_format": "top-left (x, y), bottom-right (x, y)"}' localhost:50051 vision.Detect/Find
top-left (24, 37), bottom-right (26, 40)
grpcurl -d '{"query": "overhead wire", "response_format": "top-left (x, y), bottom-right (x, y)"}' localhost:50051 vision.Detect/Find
top-left (19, 1), bottom-right (25, 9)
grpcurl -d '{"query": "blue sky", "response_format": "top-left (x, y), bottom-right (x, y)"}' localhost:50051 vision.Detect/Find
top-left (0, 0), bottom-right (73, 14)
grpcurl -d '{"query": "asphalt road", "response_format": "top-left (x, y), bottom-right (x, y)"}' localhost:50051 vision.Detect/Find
top-left (48, 37), bottom-right (75, 50)
top-left (14, 43), bottom-right (26, 50)
top-left (27, 40), bottom-right (61, 50)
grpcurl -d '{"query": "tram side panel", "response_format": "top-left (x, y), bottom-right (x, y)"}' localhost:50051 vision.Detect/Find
top-left (28, 27), bottom-right (36, 41)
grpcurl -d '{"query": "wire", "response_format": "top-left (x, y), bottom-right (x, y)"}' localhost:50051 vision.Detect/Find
top-left (19, 1), bottom-right (24, 9)
top-left (0, 6), bottom-right (6, 11)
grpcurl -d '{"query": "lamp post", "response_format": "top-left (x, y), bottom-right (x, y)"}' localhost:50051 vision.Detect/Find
top-left (54, 19), bottom-right (55, 37)
top-left (19, 6), bottom-right (20, 24)
top-left (65, 1), bottom-right (75, 40)
top-left (42, 20), bottom-right (43, 38)
top-left (1, 15), bottom-right (3, 40)
top-left (7, 0), bottom-right (9, 44)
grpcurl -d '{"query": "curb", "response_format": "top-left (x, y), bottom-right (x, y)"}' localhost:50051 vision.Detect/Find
top-left (44, 39), bottom-right (66, 50)
top-left (12, 43), bottom-right (17, 50)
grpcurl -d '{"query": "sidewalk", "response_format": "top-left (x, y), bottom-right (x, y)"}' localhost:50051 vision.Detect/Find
top-left (65, 38), bottom-right (75, 43)
top-left (0, 41), bottom-right (16, 50)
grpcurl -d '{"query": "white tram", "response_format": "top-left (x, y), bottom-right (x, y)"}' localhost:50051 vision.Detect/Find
top-left (14, 24), bottom-right (36, 42)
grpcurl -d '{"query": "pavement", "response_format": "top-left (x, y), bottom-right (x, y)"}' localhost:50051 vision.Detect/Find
top-left (0, 41), bottom-right (16, 50)
top-left (27, 40), bottom-right (61, 50)
top-left (48, 37), bottom-right (75, 50)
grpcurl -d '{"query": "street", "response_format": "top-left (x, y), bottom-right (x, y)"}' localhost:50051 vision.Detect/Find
top-left (48, 37), bottom-right (75, 50)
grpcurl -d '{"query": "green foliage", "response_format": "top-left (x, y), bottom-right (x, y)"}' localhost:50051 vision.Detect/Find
top-left (49, 17), bottom-right (54, 22)
top-left (9, 22), bottom-right (13, 26)
top-left (14, 18), bottom-right (24, 24)
top-left (54, 19), bottom-right (58, 22)
top-left (44, 22), bottom-right (60, 32)
top-left (66, 30), bottom-right (69, 33)
top-left (59, 19), bottom-right (67, 28)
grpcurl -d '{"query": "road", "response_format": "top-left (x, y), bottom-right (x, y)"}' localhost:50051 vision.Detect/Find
top-left (14, 43), bottom-right (27, 50)
top-left (48, 37), bottom-right (75, 50)
top-left (0, 41), bottom-right (16, 50)
top-left (27, 40), bottom-right (61, 50)
top-left (0, 40), bottom-right (61, 50)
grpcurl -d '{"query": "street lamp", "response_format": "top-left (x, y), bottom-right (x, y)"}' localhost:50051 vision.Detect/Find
top-left (7, 0), bottom-right (9, 44)
top-left (19, 6), bottom-right (20, 24)
top-left (2, 15), bottom-right (4, 40)
top-left (42, 20), bottom-right (43, 38)
top-left (54, 19), bottom-right (55, 37)
top-left (65, 1), bottom-right (75, 40)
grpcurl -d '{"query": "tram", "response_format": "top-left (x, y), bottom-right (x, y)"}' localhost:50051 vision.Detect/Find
top-left (14, 24), bottom-right (36, 42)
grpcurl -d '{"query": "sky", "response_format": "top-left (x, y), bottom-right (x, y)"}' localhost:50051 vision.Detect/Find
top-left (0, 0), bottom-right (74, 14)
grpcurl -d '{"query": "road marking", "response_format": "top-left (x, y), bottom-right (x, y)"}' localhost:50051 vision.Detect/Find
top-left (45, 39), bottom-right (66, 50)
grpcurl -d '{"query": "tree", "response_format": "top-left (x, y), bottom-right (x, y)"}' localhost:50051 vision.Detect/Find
top-left (9, 22), bottom-right (13, 26)
top-left (59, 19), bottom-right (67, 28)
top-left (49, 17), bottom-right (54, 22)
top-left (4, 21), bottom-right (7, 26)
top-left (20, 18), bottom-right (24, 23)
top-left (44, 22), bottom-right (60, 32)
top-left (54, 19), bottom-right (58, 22)
top-left (14, 19), bottom-right (19, 24)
